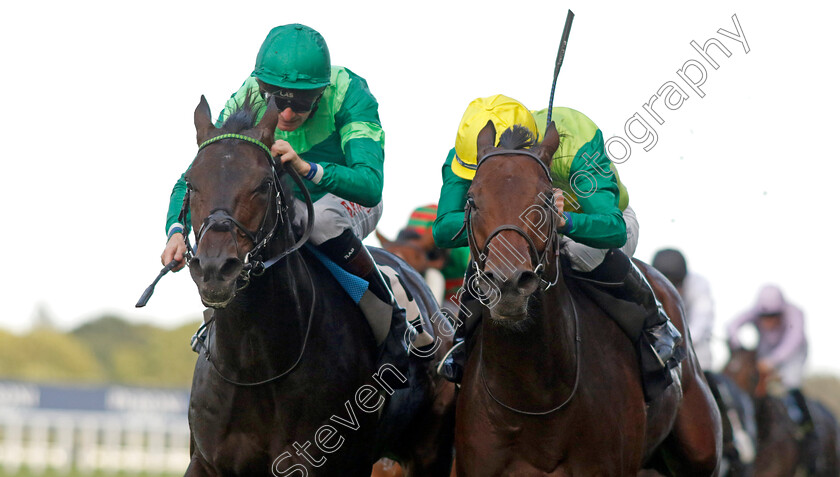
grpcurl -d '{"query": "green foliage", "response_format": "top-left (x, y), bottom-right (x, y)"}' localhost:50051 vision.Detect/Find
top-left (0, 315), bottom-right (201, 388)
top-left (0, 329), bottom-right (104, 382)
top-left (71, 317), bottom-right (199, 387)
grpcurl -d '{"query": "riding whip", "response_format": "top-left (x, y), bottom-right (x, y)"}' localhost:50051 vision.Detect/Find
top-left (546, 9), bottom-right (575, 128)
top-left (135, 259), bottom-right (180, 307)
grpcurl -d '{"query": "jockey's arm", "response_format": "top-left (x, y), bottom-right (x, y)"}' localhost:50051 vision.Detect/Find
top-left (165, 171), bottom-right (190, 236)
top-left (313, 75), bottom-right (386, 207)
top-left (727, 309), bottom-right (757, 349)
top-left (314, 135), bottom-right (383, 207)
top-left (433, 149), bottom-right (471, 249)
top-left (161, 171), bottom-right (190, 270)
top-left (558, 140), bottom-right (626, 249)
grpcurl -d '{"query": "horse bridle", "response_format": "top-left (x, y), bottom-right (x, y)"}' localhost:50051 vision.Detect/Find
top-left (461, 147), bottom-right (581, 415)
top-left (458, 148), bottom-right (561, 291)
top-left (182, 133), bottom-right (317, 387)
top-left (179, 133), bottom-right (315, 286)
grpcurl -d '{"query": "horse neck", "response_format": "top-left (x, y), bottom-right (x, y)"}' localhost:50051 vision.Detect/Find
top-left (210, 253), bottom-right (312, 377)
top-left (481, 275), bottom-right (578, 403)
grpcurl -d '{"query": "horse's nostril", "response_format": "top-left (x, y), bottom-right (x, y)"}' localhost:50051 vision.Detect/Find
top-left (515, 271), bottom-right (540, 295)
top-left (219, 258), bottom-right (241, 279)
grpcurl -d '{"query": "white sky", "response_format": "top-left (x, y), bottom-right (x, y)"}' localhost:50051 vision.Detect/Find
top-left (1, 1), bottom-right (838, 376)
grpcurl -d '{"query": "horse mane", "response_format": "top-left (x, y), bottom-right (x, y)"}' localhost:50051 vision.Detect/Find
top-left (219, 91), bottom-right (263, 133)
top-left (498, 125), bottom-right (538, 150)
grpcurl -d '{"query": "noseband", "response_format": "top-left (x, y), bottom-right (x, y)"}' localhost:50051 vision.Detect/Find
top-left (459, 148), bottom-right (561, 290)
top-left (179, 133), bottom-right (314, 285)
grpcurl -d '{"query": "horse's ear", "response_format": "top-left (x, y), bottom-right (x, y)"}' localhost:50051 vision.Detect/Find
top-left (476, 120), bottom-right (496, 159)
top-left (194, 95), bottom-right (215, 144)
top-left (374, 229), bottom-right (392, 247)
top-left (538, 121), bottom-right (560, 168)
top-left (255, 99), bottom-right (280, 147)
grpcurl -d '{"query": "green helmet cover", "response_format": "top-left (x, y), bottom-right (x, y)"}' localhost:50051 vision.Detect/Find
top-left (253, 24), bottom-right (331, 90)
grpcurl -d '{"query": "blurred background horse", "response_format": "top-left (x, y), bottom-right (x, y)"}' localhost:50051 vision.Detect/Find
top-left (376, 205), bottom-right (470, 317)
top-left (724, 346), bottom-right (840, 476)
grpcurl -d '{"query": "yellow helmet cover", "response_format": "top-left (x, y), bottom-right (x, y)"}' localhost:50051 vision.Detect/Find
top-left (452, 94), bottom-right (539, 180)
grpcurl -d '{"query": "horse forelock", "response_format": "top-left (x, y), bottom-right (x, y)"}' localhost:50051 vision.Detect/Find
top-left (219, 91), bottom-right (263, 133)
top-left (498, 125), bottom-right (538, 150)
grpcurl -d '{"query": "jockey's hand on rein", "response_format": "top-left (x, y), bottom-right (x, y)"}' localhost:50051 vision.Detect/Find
top-left (553, 188), bottom-right (567, 228)
top-left (271, 140), bottom-right (309, 176)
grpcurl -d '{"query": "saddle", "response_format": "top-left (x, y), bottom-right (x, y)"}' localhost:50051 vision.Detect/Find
top-left (562, 257), bottom-right (685, 402)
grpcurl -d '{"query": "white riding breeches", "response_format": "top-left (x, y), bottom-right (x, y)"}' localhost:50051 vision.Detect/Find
top-left (560, 205), bottom-right (640, 272)
top-left (776, 346), bottom-right (808, 389)
top-left (293, 193), bottom-right (383, 245)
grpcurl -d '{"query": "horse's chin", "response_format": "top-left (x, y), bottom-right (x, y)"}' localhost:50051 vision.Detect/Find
top-left (486, 293), bottom-right (536, 330)
top-left (200, 295), bottom-right (235, 309)
top-left (196, 284), bottom-right (238, 309)
top-left (488, 310), bottom-right (534, 333)
top-left (489, 295), bottom-right (530, 317)
top-left (488, 311), bottom-right (528, 322)
top-left (488, 303), bottom-right (529, 323)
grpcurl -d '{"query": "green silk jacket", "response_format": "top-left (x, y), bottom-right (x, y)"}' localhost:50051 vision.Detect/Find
top-left (433, 107), bottom-right (629, 250)
top-left (165, 66), bottom-right (385, 235)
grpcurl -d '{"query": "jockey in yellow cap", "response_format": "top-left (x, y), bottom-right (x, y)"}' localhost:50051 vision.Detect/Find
top-left (433, 95), bottom-right (683, 400)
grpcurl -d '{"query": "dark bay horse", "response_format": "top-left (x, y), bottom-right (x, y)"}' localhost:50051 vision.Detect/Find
top-left (454, 120), bottom-right (722, 476)
top-left (724, 346), bottom-right (840, 476)
top-left (703, 371), bottom-right (758, 476)
top-left (182, 95), bottom-right (455, 476)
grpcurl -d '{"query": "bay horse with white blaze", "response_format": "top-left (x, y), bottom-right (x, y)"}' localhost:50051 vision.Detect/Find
top-left (454, 120), bottom-right (722, 476)
top-left (182, 95), bottom-right (455, 476)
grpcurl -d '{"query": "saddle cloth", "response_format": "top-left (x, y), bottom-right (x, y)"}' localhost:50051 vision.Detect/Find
top-left (306, 244), bottom-right (441, 343)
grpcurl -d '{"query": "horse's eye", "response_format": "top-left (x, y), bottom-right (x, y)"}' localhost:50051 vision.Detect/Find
top-left (466, 196), bottom-right (477, 209)
top-left (255, 180), bottom-right (272, 195)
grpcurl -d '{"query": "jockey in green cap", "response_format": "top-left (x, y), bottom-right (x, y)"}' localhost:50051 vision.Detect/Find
top-left (434, 94), bottom-right (684, 399)
top-left (160, 24), bottom-right (413, 380)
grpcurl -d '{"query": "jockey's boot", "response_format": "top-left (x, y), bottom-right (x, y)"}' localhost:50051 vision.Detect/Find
top-left (787, 388), bottom-right (817, 472)
top-left (437, 267), bottom-right (483, 384)
top-left (787, 388), bottom-right (815, 433)
top-left (317, 230), bottom-right (412, 388)
top-left (574, 249), bottom-right (685, 401)
top-left (190, 308), bottom-right (215, 353)
top-left (437, 321), bottom-right (466, 383)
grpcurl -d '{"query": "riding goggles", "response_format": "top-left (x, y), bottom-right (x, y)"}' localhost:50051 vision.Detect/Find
top-left (261, 88), bottom-right (323, 113)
